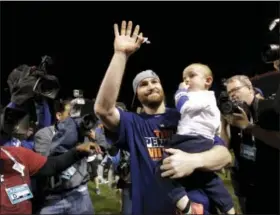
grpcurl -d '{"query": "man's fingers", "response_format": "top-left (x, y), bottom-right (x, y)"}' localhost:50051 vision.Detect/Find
top-left (126, 21), bottom-right (133, 36)
top-left (96, 145), bottom-right (103, 154)
top-left (161, 169), bottom-right (175, 178)
top-left (136, 32), bottom-right (144, 47)
top-left (89, 143), bottom-right (102, 154)
top-left (237, 106), bottom-right (246, 115)
top-left (95, 146), bottom-right (101, 154)
top-left (162, 155), bottom-right (172, 165)
top-left (164, 148), bottom-right (179, 155)
top-left (160, 163), bottom-right (173, 171)
top-left (114, 23), bottom-right (119, 36)
top-left (121, 20), bottom-right (126, 35)
top-left (132, 25), bottom-right (140, 40)
top-left (170, 174), bottom-right (180, 179)
top-left (232, 113), bottom-right (242, 118)
top-left (224, 115), bottom-right (233, 124)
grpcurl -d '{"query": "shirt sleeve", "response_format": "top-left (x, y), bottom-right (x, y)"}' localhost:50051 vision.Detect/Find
top-left (95, 128), bottom-right (111, 150)
top-left (108, 150), bottom-right (121, 171)
top-left (116, 109), bottom-right (136, 150)
top-left (34, 128), bottom-right (52, 156)
top-left (103, 108), bottom-right (134, 151)
top-left (19, 147), bottom-right (47, 176)
top-left (213, 135), bottom-right (226, 146)
top-left (175, 90), bottom-right (213, 114)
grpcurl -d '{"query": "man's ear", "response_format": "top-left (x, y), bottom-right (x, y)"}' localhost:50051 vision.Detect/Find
top-left (56, 112), bottom-right (61, 121)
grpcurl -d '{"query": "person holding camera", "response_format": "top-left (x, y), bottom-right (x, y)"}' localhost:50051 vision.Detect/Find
top-left (108, 148), bottom-right (132, 215)
top-left (87, 99), bottom-right (104, 193)
top-left (221, 75), bottom-right (280, 214)
top-left (116, 150), bottom-right (132, 215)
top-left (33, 98), bottom-right (101, 215)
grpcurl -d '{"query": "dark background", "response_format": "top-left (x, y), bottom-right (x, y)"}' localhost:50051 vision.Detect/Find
top-left (1, 2), bottom-right (279, 108)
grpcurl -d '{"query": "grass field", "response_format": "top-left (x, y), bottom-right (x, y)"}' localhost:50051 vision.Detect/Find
top-left (89, 172), bottom-right (241, 214)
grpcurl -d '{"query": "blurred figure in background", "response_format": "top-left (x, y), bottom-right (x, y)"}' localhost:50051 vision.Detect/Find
top-left (274, 59), bottom-right (279, 72)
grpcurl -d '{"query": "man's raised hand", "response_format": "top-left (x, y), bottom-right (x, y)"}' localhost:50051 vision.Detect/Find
top-left (113, 20), bottom-right (144, 57)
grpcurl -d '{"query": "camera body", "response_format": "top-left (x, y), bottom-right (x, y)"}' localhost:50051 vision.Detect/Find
top-left (0, 107), bottom-right (30, 140)
top-left (73, 89), bottom-right (83, 98)
top-left (70, 92), bottom-right (98, 137)
top-left (7, 56), bottom-right (60, 106)
top-left (262, 18), bottom-right (280, 64)
top-left (218, 91), bottom-right (247, 115)
top-left (117, 150), bottom-right (130, 182)
top-left (78, 113), bottom-right (98, 137)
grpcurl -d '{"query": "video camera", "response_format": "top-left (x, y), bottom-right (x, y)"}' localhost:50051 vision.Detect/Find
top-left (217, 79), bottom-right (248, 115)
top-left (258, 18), bottom-right (280, 112)
top-left (0, 107), bottom-right (32, 140)
top-left (70, 89), bottom-right (98, 137)
top-left (262, 18), bottom-right (279, 64)
top-left (7, 55), bottom-right (60, 106)
top-left (217, 91), bottom-right (247, 115)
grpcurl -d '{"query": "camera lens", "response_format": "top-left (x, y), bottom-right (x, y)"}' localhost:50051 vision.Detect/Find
top-left (262, 44), bottom-right (280, 63)
top-left (221, 101), bottom-right (233, 115)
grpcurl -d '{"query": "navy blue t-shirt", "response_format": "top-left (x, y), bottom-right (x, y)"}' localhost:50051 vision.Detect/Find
top-left (115, 107), bottom-right (225, 215)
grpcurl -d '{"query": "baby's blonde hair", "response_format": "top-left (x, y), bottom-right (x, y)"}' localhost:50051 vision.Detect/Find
top-left (184, 63), bottom-right (213, 89)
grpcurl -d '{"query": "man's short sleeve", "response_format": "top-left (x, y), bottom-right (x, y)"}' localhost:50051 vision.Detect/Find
top-left (19, 147), bottom-right (47, 176)
top-left (104, 109), bottom-right (134, 151)
top-left (95, 129), bottom-right (111, 150)
top-left (34, 127), bottom-right (53, 156)
top-left (213, 136), bottom-right (226, 146)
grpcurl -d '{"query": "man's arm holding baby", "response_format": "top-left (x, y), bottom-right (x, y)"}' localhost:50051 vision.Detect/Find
top-left (160, 140), bottom-right (232, 178)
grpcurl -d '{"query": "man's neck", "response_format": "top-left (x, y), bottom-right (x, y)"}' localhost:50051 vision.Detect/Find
top-left (247, 95), bottom-right (255, 106)
top-left (143, 102), bottom-right (166, 115)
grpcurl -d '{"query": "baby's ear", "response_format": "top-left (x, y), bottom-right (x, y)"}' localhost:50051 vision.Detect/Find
top-left (206, 76), bottom-right (213, 88)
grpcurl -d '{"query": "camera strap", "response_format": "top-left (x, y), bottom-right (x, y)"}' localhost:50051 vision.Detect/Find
top-left (240, 116), bottom-right (255, 145)
top-left (1, 148), bottom-right (25, 177)
top-left (239, 116), bottom-right (257, 162)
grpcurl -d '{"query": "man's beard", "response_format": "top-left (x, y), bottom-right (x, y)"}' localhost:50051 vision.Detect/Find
top-left (138, 91), bottom-right (165, 109)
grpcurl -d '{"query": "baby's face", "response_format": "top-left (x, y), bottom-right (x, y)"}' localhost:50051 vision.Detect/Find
top-left (182, 65), bottom-right (209, 91)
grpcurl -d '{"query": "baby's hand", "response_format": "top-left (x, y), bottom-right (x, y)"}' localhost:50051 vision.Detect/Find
top-left (179, 82), bottom-right (189, 90)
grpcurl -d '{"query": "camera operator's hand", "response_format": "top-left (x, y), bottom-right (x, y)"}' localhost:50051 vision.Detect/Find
top-left (76, 142), bottom-right (103, 154)
top-left (87, 129), bottom-right (96, 140)
top-left (114, 21), bottom-right (144, 57)
top-left (228, 107), bottom-right (250, 129)
top-left (274, 60), bottom-right (280, 72)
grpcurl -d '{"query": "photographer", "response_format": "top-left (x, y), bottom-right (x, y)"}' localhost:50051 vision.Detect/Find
top-left (274, 59), bottom-right (280, 72)
top-left (87, 123), bottom-right (110, 195)
top-left (220, 75), bottom-right (280, 214)
top-left (105, 146), bottom-right (132, 215)
top-left (33, 98), bottom-right (101, 215)
top-left (116, 150), bottom-right (132, 215)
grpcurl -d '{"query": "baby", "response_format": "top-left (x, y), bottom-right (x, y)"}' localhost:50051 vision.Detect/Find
top-left (157, 63), bottom-right (235, 214)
